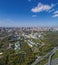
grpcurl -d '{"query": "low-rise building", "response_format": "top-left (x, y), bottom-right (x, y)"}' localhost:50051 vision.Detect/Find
top-left (9, 41), bottom-right (21, 51)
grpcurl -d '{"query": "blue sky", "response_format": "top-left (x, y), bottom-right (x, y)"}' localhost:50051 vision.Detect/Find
top-left (0, 0), bottom-right (58, 27)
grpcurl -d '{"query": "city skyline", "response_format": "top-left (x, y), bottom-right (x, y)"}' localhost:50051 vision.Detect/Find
top-left (0, 0), bottom-right (58, 27)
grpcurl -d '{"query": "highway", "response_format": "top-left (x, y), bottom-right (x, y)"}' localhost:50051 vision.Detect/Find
top-left (48, 49), bottom-right (55, 65)
top-left (45, 58), bottom-right (58, 65)
top-left (31, 50), bottom-right (53, 65)
top-left (31, 47), bottom-right (58, 65)
top-left (51, 58), bottom-right (58, 65)
top-left (45, 47), bottom-right (58, 65)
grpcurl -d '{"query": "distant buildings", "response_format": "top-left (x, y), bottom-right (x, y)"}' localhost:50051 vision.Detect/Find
top-left (9, 35), bottom-right (20, 41)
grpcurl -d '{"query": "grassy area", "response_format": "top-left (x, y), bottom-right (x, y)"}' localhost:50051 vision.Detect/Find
top-left (37, 50), bottom-right (58, 65)
top-left (31, 39), bottom-right (40, 44)
top-left (20, 40), bottom-right (35, 65)
top-left (37, 57), bottom-right (48, 65)
top-left (54, 63), bottom-right (58, 65)
top-left (52, 50), bottom-right (58, 60)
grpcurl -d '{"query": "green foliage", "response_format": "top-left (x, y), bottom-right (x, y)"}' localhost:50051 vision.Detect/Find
top-left (0, 31), bottom-right (58, 65)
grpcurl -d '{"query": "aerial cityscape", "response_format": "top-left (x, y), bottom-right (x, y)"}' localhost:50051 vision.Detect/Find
top-left (0, 0), bottom-right (58, 65)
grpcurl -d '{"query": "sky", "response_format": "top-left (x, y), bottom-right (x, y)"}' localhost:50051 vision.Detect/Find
top-left (0, 0), bottom-right (58, 27)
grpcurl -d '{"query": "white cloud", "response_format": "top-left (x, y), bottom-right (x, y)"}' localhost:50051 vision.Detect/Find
top-left (52, 10), bottom-right (58, 17)
top-left (31, 3), bottom-right (54, 13)
top-left (52, 14), bottom-right (58, 17)
top-left (54, 10), bottom-right (58, 14)
top-left (48, 9), bottom-right (55, 13)
top-left (32, 15), bottom-right (37, 17)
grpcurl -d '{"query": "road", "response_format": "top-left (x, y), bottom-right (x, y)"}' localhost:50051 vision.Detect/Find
top-left (48, 49), bottom-right (56, 65)
top-left (51, 58), bottom-right (58, 65)
top-left (31, 50), bottom-right (53, 65)
top-left (31, 47), bottom-right (58, 65)
top-left (45, 47), bottom-right (58, 65)
top-left (45, 58), bottom-right (58, 65)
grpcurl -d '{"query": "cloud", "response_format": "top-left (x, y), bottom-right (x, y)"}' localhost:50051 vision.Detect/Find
top-left (52, 14), bottom-right (58, 17)
top-left (32, 15), bottom-right (37, 17)
top-left (54, 10), bottom-right (58, 14)
top-left (48, 9), bottom-right (55, 13)
top-left (52, 10), bottom-right (58, 17)
top-left (31, 3), bottom-right (54, 13)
